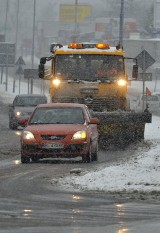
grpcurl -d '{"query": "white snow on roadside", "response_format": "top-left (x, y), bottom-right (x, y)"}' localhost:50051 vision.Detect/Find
top-left (53, 129), bottom-right (160, 193)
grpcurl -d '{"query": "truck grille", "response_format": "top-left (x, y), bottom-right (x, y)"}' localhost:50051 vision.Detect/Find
top-left (52, 97), bottom-right (126, 111)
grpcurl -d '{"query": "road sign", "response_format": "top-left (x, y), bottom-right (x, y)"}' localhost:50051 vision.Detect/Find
top-left (0, 54), bottom-right (15, 66)
top-left (15, 66), bottom-right (24, 75)
top-left (59, 4), bottom-right (92, 23)
top-left (15, 56), bottom-right (25, 65)
top-left (135, 49), bottom-right (155, 71)
top-left (24, 69), bottom-right (38, 79)
top-left (0, 43), bottom-right (15, 66)
top-left (137, 73), bottom-right (152, 81)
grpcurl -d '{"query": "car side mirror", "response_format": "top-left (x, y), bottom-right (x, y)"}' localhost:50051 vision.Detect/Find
top-left (40, 57), bottom-right (47, 64)
top-left (18, 118), bottom-right (28, 126)
top-left (89, 117), bottom-right (100, 125)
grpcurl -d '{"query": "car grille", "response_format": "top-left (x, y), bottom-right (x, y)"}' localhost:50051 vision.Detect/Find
top-left (41, 135), bottom-right (66, 140)
top-left (22, 144), bottom-right (84, 153)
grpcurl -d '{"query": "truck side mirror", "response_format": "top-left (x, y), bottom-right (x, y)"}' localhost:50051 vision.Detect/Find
top-left (40, 57), bottom-right (47, 64)
top-left (132, 64), bottom-right (138, 79)
top-left (38, 64), bottom-right (45, 79)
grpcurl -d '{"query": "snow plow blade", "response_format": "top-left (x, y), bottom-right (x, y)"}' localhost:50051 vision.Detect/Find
top-left (93, 111), bottom-right (152, 149)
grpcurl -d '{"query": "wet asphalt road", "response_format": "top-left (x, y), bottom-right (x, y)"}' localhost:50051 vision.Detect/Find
top-left (0, 100), bottom-right (160, 233)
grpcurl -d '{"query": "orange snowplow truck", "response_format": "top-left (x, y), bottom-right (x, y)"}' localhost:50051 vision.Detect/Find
top-left (38, 42), bottom-right (152, 149)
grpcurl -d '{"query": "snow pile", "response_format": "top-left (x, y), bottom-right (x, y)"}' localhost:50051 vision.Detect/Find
top-left (53, 117), bottom-right (160, 193)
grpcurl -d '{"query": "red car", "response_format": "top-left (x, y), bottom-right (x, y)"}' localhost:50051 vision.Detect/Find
top-left (19, 103), bottom-right (99, 163)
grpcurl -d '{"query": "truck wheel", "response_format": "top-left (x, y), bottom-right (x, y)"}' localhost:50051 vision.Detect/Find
top-left (21, 156), bottom-right (30, 164)
top-left (31, 157), bottom-right (39, 162)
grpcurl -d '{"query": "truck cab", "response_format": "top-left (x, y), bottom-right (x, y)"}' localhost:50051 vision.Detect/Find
top-left (39, 42), bottom-right (138, 111)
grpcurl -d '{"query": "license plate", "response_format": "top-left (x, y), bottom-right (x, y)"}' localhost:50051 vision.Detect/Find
top-left (42, 143), bottom-right (64, 149)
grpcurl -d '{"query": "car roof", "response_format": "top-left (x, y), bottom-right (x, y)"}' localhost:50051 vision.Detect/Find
top-left (36, 103), bottom-right (87, 108)
top-left (15, 94), bottom-right (46, 97)
top-left (140, 94), bottom-right (158, 97)
top-left (140, 94), bottom-right (159, 100)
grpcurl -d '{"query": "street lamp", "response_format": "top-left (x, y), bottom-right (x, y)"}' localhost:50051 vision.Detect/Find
top-left (119, 0), bottom-right (124, 47)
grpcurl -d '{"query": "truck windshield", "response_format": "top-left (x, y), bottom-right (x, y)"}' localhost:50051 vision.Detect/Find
top-left (54, 54), bottom-right (124, 81)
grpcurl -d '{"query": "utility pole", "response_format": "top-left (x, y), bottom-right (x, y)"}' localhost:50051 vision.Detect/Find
top-left (74, 0), bottom-right (78, 42)
top-left (4, 0), bottom-right (9, 91)
top-left (31, 0), bottom-right (36, 94)
top-left (4, 0), bottom-right (9, 40)
top-left (15, 0), bottom-right (20, 58)
top-left (1, 0), bottom-right (9, 85)
top-left (119, 0), bottom-right (124, 47)
top-left (32, 0), bottom-right (36, 69)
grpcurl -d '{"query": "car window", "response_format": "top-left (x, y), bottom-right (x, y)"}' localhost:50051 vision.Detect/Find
top-left (14, 96), bottom-right (47, 106)
top-left (30, 107), bottom-right (85, 124)
top-left (141, 95), bottom-right (159, 101)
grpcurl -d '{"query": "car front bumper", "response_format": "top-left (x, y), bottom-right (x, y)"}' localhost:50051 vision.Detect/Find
top-left (21, 142), bottom-right (89, 159)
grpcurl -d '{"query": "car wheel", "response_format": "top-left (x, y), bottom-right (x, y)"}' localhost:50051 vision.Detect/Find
top-left (9, 120), bottom-right (17, 130)
top-left (91, 143), bottom-right (98, 161)
top-left (21, 156), bottom-right (30, 164)
top-left (82, 145), bottom-right (92, 163)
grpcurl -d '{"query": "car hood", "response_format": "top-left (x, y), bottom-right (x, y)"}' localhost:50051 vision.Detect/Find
top-left (25, 124), bottom-right (87, 135)
top-left (14, 106), bottom-right (36, 113)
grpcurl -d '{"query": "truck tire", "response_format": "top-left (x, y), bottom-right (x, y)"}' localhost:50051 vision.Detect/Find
top-left (21, 156), bottom-right (30, 164)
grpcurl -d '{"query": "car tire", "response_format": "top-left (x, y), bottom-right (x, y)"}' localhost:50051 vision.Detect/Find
top-left (82, 145), bottom-right (92, 163)
top-left (21, 156), bottom-right (30, 164)
top-left (9, 120), bottom-right (17, 130)
top-left (91, 143), bottom-right (98, 161)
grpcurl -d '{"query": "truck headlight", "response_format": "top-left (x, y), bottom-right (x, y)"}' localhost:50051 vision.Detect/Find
top-left (52, 78), bottom-right (60, 87)
top-left (23, 131), bottom-right (35, 140)
top-left (72, 131), bottom-right (86, 140)
top-left (117, 79), bottom-right (127, 87)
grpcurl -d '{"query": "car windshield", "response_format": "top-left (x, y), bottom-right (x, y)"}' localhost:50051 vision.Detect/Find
top-left (14, 96), bottom-right (47, 106)
top-left (141, 95), bottom-right (159, 101)
top-left (54, 54), bottom-right (124, 81)
top-left (29, 107), bottom-right (85, 124)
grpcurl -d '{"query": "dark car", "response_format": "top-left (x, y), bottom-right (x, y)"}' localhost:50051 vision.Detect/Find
top-left (8, 94), bottom-right (47, 130)
top-left (18, 103), bottom-right (99, 163)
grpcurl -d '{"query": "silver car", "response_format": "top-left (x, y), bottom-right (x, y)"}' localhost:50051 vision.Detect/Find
top-left (136, 94), bottom-right (160, 113)
top-left (8, 94), bottom-right (47, 130)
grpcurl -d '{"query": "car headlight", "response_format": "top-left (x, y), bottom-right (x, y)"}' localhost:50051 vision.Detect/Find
top-left (23, 131), bottom-right (35, 140)
top-left (117, 79), bottom-right (127, 87)
top-left (72, 131), bottom-right (86, 140)
top-left (15, 111), bottom-right (21, 116)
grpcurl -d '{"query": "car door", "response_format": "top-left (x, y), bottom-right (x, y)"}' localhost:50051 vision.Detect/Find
top-left (84, 106), bottom-right (99, 147)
